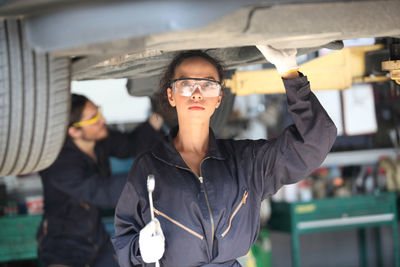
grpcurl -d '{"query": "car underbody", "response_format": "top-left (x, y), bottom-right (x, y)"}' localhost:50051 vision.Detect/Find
top-left (0, 0), bottom-right (399, 176)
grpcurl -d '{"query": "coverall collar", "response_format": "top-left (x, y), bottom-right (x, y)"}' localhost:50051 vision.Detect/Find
top-left (152, 126), bottom-right (226, 168)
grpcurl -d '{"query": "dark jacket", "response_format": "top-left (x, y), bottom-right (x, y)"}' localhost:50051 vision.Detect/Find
top-left (112, 76), bottom-right (337, 267)
top-left (37, 122), bottom-right (163, 266)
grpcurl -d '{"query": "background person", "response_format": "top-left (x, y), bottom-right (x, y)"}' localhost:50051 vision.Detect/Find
top-left (37, 93), bottom-right (164, 267)
top-left (112, 46), bottom-right (337, 266)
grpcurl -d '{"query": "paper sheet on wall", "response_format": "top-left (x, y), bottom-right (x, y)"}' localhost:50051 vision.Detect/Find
top-left (342, 84), bottom-right (377, 135)
top-left (314, 90), bottom-right (343, 136)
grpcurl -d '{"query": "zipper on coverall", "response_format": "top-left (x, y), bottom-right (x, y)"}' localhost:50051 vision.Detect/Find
top-left (175, 157), bottom-right (215, 251)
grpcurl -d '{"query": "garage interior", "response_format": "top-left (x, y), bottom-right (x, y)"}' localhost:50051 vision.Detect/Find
top-left (1, 0), bottom-right (400, 265)
top-left (1, 36), bottom-right (400, 267)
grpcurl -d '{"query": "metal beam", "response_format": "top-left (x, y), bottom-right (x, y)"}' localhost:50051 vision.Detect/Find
top-left (226, 45), bottom-right (388, 95)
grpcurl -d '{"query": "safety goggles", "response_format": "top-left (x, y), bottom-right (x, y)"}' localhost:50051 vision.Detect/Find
top-left (171, 78), bottom-right (222, 97)
top-left (72, 107), bottom-right (102, 128)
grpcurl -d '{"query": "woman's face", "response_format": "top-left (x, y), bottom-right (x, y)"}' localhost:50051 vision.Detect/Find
top-left (69, 101), bottom-right (108, 141)
top-left (167, 57), bottom-right (223, 124)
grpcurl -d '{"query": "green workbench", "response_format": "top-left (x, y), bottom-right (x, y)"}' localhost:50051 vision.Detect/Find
top-left (0, 214), bottom-right (42, 262)
top-left (0, 215), bottom-right (115, 263)
top-left (268, 192), bottom-right (399, 267)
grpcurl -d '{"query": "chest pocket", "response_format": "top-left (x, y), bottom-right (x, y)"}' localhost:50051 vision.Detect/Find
top-left (220, 190), bottom-right (248, 237)
top-left (154, 208), bottom-right (204, 240)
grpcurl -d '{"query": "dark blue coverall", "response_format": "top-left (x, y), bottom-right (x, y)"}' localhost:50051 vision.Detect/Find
top-left (112, 75), bottom-right (337, 266)
top-left (37, 122), bottom-right (163, 267)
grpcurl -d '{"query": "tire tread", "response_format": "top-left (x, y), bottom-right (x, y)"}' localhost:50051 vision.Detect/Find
top-left (0, 19), bottom-right (70, 176)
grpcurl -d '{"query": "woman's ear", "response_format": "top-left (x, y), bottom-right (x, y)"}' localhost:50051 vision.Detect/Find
top-left (167, 88), bottom-right (176, 107)
top-left (215, 91), bottom-right (223, 109)
top-left (68, 126), bottom-right (81, 139)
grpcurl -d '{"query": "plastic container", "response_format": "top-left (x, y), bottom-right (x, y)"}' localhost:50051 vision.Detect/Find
top-left (26, 195), bottom-right (43, 215)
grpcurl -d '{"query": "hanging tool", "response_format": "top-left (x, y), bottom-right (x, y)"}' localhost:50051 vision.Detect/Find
top-left (147, 174), bottom-right (160, 267)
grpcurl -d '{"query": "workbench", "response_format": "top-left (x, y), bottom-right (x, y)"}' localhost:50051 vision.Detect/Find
top-left (0, 214), bottom-right (115, 263)
top-left (268, 193), bottom-right (399, 267)
top-left (0, 214), bottom-right (41, 262)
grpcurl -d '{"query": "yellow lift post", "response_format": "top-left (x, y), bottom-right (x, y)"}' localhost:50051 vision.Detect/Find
top-left (226, 44), bottom-right (389, 95)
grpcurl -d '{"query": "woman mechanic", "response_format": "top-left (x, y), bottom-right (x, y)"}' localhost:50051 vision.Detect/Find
top-left (112, 45), bottom-right (337, 266)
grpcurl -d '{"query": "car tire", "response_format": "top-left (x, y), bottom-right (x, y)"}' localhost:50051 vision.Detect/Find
top-left (0, 19), bottom-right (70, 176)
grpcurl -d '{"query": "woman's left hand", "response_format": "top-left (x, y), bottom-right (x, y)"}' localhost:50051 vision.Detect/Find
top-left (256, 45), bottom-right (298, 76)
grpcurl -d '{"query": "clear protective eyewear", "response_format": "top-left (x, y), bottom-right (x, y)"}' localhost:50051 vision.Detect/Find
top-left (171, 78), bottom-right (222, 97)
top-left (72, 107), bottom-right (102, 128)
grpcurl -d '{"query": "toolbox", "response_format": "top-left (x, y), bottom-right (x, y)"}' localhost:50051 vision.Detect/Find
top-left (0, 215), bottom-right (41, 262)
top-left (268, 192), bottom-right (399, 267)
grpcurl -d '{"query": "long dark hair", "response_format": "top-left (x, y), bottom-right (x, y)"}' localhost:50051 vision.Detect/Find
top-left (157, 50), bottom-right (226, 118)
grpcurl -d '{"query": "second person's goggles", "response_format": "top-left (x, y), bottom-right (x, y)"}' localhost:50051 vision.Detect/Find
top-left (171, 78), bottom-right (222, 97)
top-left (73, 107), bottom-right (102, 128)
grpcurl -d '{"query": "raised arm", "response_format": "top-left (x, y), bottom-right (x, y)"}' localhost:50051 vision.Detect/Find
top-left (103, 113), bottom-right (164, 159)
top-left (253, 45), bottom-right (337, 199)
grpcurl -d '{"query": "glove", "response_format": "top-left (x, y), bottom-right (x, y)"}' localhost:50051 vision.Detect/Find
top-left (139, 218), bottom-right (165, 263)
top-left (256, 45), bottom-right (298, 76)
